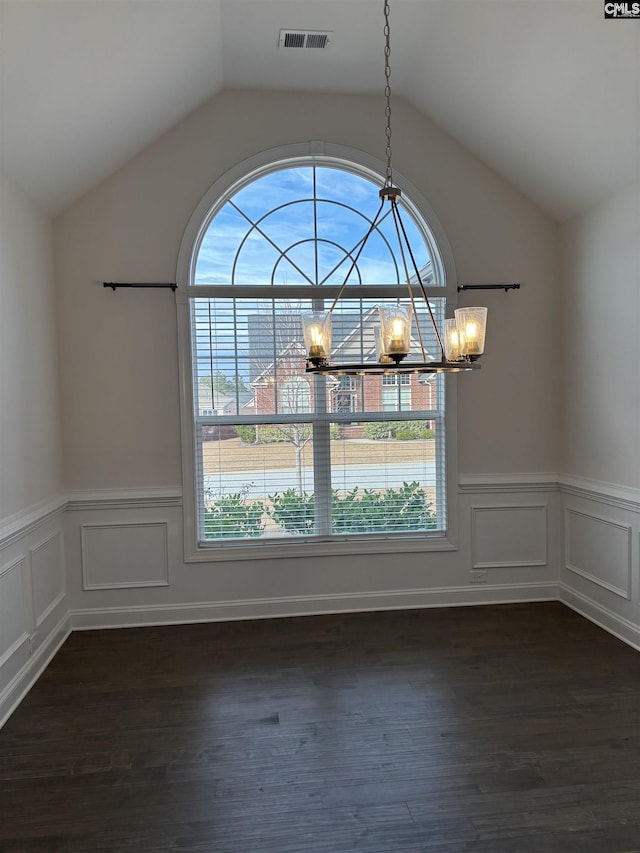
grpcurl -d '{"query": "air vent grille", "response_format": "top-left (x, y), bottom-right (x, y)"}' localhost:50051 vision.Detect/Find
top-left (279, 30), bottom-right (332, 49)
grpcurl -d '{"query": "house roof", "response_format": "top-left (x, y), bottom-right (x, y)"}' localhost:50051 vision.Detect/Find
top-left (0, 0), bottom-right (636, 220)
top-left (249, 305), bottom-right (438, 380)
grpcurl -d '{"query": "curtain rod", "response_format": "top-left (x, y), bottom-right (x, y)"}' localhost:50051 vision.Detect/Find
top-left (457, 283), bottom-right (520, 292)
top-left (103, 282), bottom-right (177, 291)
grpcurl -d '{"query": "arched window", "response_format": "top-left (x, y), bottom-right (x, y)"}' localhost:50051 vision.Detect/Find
top-left (178, 155), bottom-right (454, 555)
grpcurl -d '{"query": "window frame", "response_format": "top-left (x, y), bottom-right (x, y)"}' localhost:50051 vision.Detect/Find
top-left (176, 142), bottom-right (461, 562)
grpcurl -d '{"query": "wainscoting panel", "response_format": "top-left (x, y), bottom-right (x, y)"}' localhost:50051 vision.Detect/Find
top-left (471, 504), bottom-right (548, 569)
top-left (81, 521), bottom-right (170, 590)
top-left (30, 530), bottom-right (65, 628)
top-left (565, 507), bottom-right (632, 600)
top-left (0, 556), bottom-right (29, 672)
top-left (0, 501), bottom-right (69, 728)
top-left (10, 477), bottom-right (640, 728)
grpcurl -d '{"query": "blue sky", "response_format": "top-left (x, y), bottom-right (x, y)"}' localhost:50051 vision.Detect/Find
top-left (192, 165), bottom-right (440, 389)
top-left (194, 166), bottom-right (431, 287)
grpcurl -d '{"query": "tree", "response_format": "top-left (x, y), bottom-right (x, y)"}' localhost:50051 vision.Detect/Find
top-left (200, 372), bottom-right (248, 395)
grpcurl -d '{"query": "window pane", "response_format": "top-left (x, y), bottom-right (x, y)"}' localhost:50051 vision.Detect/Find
top-left (199, 419), bottom-right (442, 541)
top-left (193, 297), bottom-right (315, 417)
top-left (194, 206), bottom-right (248, 284)
top-left (233, 168), bottom-right (312, 219)
top-left (199, 425), bottom-right (315, 540)
top-left (192, 164), bottom-right (442, 288)
top-left (330, 420), bottom-right (440, 534)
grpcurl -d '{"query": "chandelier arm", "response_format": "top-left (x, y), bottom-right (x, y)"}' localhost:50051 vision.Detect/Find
top-left (327, 197), bottom-right (387, 314)
top-left (307, 361), bottom-right (481, 376)
top-left (393, 200), bottom-right (447, 360)
top-left (390, 200), bottom-right (428, 361)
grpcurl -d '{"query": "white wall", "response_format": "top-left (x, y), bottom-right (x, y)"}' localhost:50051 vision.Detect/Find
top-left (55, 89), bottom-right (561, 487)
top-left (559, 180), bottom-right (640, 648)
top-left (0, 172), bottom-right (63, 521)
top-left (0, 171), bottom-right (68, 725)
top-left (561, 181), bottom-right (640, 488)
top-left (53, 89), bottom-right (561, 628)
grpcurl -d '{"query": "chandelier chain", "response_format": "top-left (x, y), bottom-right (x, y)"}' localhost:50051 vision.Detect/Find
top-left (383, 0), bottom-right (393, 187)
top-left (303, 0), bottom-right (487, 376)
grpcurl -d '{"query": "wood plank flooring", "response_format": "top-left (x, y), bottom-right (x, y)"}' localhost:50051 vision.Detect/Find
top-left (1, 602), bottom-right (640, 852)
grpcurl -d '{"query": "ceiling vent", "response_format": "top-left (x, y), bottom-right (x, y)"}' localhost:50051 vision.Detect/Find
top-left (279, 30), bottom-right (332, 49)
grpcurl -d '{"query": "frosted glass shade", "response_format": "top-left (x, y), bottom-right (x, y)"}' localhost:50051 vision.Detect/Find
top-left (444, 318), bottom-right (463, 361)
top-left (455, 307), bottom-right (487, 358)
top-left (378, 304), bottom-right (412, 361)
top-left (302, 313), bottom-right (332, 362)
top-left (375, 327), bottom-right (394, 364)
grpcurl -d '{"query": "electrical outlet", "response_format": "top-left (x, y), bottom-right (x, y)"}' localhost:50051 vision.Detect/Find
top-left (469, 569), bottom-right (488, 584)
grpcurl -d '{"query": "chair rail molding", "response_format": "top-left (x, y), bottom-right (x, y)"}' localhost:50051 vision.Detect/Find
top-left (0, 494), bottom-right (67, 551)
top-left (559, 474), bottom-right (640, 513)
top-left (66, 487), bottom-right (183, 512)
top-left (459, 473), bottom-right (560, 494)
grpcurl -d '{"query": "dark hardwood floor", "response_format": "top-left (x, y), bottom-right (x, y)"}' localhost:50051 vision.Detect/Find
top-left (1, 602), bottom-right (640, 852)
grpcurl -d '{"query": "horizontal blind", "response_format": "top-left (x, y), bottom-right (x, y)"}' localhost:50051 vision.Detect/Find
top-left (192, 296), bottom-right (445, 543)
top-left (188, 161), bottom-right (448, 546)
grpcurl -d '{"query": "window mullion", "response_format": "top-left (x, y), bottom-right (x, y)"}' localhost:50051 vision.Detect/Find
top-left (434, 374), bottom-right (447, 529)
top-left (312, 379), bottom-right (332, 536)
top-left (311, 287), bottom-right (332, 535)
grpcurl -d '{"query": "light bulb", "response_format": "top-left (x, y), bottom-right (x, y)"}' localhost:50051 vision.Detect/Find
top-left (391, 317), bottom-right (405, 338)
top-left (309, 325), bottom-right (322, 346)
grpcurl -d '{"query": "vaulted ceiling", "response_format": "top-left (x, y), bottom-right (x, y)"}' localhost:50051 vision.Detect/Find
top-left (1, 0), bottom-right (637, 220)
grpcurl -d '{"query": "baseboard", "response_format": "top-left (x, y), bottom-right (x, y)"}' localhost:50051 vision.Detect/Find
top-left (70, 582), bottom-right (559, 630)
top-left (7, 583), bottom-right (639, 731)
top-left (559, 583), bottom-right (640, 652)
top-left (0, 613), bottom-right (72, 729)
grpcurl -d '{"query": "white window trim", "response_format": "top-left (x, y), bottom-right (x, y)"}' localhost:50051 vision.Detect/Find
top-left (175, 141), bottom-right (461, 563)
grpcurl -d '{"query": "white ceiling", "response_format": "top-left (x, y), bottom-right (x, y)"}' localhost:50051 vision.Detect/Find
top-left (1, 0), bottom-right (638, 220)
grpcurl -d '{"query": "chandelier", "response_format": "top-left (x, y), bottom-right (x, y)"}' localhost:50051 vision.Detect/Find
top-left (303, 0), bottom-right (487, 376)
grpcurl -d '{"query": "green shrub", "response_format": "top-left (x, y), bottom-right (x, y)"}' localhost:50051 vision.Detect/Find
top-left (395, 429), bottom-right (415, 441)
top-left (331, 487), bottom-right (386, 533)
top-left (378, 481), bottom-right (437, 531)
top-left (269, 489), bottom-right (315, 535)
top-left (203, 492), bottom-right (265, 539)
top-left (402, 420), bottom-right (433, 438)
top-left (364, 422), bottom-right (396, 440)
top-left (364, 421), bottom-right (434, 441)
top-left (330, 482), bottom-right (436, 534)
top-left (329, 424), bottom-right (341, 440)
top-left (233, 424), bottom-right (257, 444)
top-left (267, 483), bottom-right (435, 536)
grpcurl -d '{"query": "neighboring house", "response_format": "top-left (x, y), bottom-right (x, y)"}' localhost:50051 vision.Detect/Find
top-left (248, 310), bottom-right (438, 420)
top-left (197, 386), bottom-right (254, 416)
top-left (197, 386), bottom-right (255, 439)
